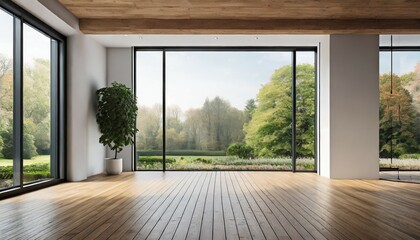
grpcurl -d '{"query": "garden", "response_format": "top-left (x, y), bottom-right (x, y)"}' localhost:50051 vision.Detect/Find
top-left (0, 155), bottom-right (51, 188)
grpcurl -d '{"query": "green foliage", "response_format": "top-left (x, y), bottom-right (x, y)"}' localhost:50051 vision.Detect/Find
top-left (0, 135), bottom-right (3, 158)
top-left (96, 82), bottom-right (138, 158)
top-left (137, 96), bottom-right (245, 152)
top-left (138, 156), bottom-right (175, 164)
top-left (1, 129), bottom-right (13, 159)
top-left (379, 74), bottom-right (420, 158)
top-left (138, 150), bottom-right (225, 156)
top-left (245, 64), bottom-right (315, 158)
top-left (244, 99), bottom-right (257, 124)
top-left (23, 132), bottom-right (37, 159)
top-left (0, 163), bottom-right (50, 182)
top-left (400, 153), bottom-right (420, 159)
top-left (226, 143), bottom-right (254, 159)
top-left (1, 127), bottom-right (38, 159)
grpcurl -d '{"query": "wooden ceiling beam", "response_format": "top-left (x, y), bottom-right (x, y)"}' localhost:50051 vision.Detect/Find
top-left (80, 18), bottom-right (420, 34)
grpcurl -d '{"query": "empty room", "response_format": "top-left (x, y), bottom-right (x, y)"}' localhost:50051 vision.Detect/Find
top-left (1, 0), bottom-right (420, 239)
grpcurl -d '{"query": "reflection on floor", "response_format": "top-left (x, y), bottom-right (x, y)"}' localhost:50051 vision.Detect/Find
top-left (380, 171), bottom-right (420, 183)
top-left (1, 172), bottom-right (420, 239)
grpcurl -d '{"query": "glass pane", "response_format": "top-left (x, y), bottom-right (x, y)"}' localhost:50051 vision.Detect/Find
top-left (136, 51), bottom-right (163, 170)
top-left (295, 52), bottom-right (316, 171)
top-left (380, 35), bottom-right (420, 47)
top-left (165, 51), bottom-right (293, 170)
top-left (0, 9), bottom-right (14, 189)
top-left (379, 51), bottom-right (420, 176)
top-left (23, 24), bottom-right (52, 183)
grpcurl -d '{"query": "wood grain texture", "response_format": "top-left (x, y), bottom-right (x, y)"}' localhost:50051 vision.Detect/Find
top-left (1, 172), bottom-right (420, 239)
top-left (78, 18), bottom-right (420, 34)
top-left (57, 0), bottom-right (420, 34)
top-left (59, 0), bottom-right (420, 20)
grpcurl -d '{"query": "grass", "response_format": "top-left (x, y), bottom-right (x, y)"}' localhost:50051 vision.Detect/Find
top-left (137, 155), bottom-right (315, 171)
top-left (0, 155), bottom-right (50, 166)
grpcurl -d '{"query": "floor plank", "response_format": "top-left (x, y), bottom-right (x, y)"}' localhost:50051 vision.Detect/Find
top-left (1, 172), bottom-right (420, 239)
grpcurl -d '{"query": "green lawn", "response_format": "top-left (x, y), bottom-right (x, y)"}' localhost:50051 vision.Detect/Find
top-left (0, 155), bottom-right (50, 167)
top-left (0, 155), bottom-right (51, 188)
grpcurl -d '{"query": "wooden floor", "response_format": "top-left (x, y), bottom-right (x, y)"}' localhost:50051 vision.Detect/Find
top-left (1, 172), bottom-right (420, 240)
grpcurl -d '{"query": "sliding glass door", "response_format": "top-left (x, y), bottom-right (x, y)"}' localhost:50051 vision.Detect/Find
top-left (379, 36), bottom-right (420, 173)
top-left (0, 9), bottom-right (15, 188)
top-left (136, 51), bottom-right (164, 170)
top-left (0, 2), bottom-right (65, 196)
top-left (135, 48), bottom-right (316, 171)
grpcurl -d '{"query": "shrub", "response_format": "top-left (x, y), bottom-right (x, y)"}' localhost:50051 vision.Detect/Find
top-left (137, 156), bottom-right (175, 164)
top-left (1, 129), bottom-right (13, 159)
top-left (137, 150), bottom-right (225, 156)
top-left (23, 132), bottom-right (38, 159)
top-left (1, 128), bottom-right (37, 159)
top-left (0, 163), bottom-right (50, 181)
top-left (0, 135), bottom-right (3, 158)
top-left (400, 153), bottom-right (420, 159)
top-left (195, 157), bottom-right (212, 164)
top-left (227, 143), bottom-right (254, 159)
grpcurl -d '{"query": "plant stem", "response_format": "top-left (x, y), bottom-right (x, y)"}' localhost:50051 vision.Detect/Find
top-left (114, 150), bottom-right (117, 159)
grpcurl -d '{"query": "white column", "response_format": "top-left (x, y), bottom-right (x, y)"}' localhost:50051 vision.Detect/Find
top-left (320, 35), bottom-right (379, 179)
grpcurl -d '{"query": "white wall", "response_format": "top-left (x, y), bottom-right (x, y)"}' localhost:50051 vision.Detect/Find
top-left (318, 36), bottom-right (331, 177)
top-left (67, 33), bottom-right (107, 181)
top-left (13, 0), bottom-right (108, 181)
top-left (106, 48), bottom-right (133, 171)
top-left (323, 35), bottom-right (379, 179)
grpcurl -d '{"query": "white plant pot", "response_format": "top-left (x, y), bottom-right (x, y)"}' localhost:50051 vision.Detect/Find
top-left (106, 158), bottom-right (123, 175)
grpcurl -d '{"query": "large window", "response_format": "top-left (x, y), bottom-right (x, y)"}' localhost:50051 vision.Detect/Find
top-left (0, 2), bottom-right (65, 197)
top-left (135, 48), bottom-right (316, 171)
top-left (379, 35), bottom-right (420, 174)
top-left (0, 8), bottom-right (14, 189)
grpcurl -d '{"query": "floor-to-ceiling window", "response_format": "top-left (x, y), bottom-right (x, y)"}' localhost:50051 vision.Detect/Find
top-left (135, 48), bottom-right (316, 171)
top-left (0, 2), bottom-right (65, 197)
top-left (380, 35), bottom-right (420, 182)
top-left (0, 8), bottom-right (15, 189)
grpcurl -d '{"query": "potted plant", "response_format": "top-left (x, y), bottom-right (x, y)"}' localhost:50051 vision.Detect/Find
top-left (96, 82), bottom-right (138, 175)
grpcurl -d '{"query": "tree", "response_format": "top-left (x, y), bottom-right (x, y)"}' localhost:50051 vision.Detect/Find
top-left (1, 126), bottom-right (38, 159)
top-left (198, 97), bottom-right (244, 151)
top-left (379, 73), bottom-right (419, 157)
top-left (137, 104), bottom-right (162, 150)
top-left (0, 134), bottom-right (3, 158)
top-left (245, 64), bottom-right (315, 158)
top-left (0, 54), bottom-right (12, 80)
top-left (244, 99), bottom-right (256, 124)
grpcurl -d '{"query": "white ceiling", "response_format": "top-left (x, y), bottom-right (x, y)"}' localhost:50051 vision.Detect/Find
top-left (90, 34), bottom-right (327, 48)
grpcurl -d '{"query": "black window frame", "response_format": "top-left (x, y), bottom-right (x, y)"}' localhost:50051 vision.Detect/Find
top-left (379, 45), bottom-right (420, 172)
top-left (133, 46), bottom-right (318, 173)
top-left (0, 1), bottom-right (66, 199)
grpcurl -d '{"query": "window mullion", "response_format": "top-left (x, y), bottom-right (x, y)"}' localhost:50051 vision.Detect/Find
top-left (12, 16), bottom-right (23, 187)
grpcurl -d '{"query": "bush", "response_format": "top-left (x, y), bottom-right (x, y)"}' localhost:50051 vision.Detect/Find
top-left (0, 135), bottom-right (3, 158)
top-left (0, 163), bottom-right (50, 182)
top-left (137, 156), bottom-right (175, 164)
top-left (137, 150), bottom-right (225, 156)
top-left (399, 153), bottom-right (420, 159)
top-left (1, 129), bottom-right (13, 159)
top-left (1, 128), bottom-right (38, 159)
top-left (227, 143), bottom-right (254, 159)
